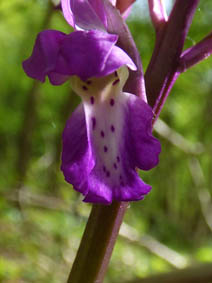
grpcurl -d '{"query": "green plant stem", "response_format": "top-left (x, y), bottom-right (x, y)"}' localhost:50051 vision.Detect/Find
top-left (67, 202), bottom-right (128, 283)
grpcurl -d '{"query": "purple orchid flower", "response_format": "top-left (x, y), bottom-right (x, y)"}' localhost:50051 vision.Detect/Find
top-left (22, 2), bottom-right (161, 204)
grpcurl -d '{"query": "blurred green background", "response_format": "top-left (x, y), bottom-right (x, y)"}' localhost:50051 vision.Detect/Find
top-left (0, 0), bottom-right (212, 282)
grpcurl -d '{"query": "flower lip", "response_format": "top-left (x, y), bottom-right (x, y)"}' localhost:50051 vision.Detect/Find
top-left (61, 89), bottom-right (161, 204)
top-left (23, 29), bottom-right (137, 84)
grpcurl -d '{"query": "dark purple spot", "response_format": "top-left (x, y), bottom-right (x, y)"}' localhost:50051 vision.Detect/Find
top-left (104, 146), bottom-right (108, 153)
top-left (100, 130), bottom-right (105, 138)
top-left (111, 125), bottom-right (115, 132)
top-left (86, 80), bottom-right (92, 85)
top-left (112, 79), bottom-right (120, 86)
top-left (91, 117), bottom-right (96, 130)
top-left (106, 171), bottom-right (110, 177)
top-left (82, 85), bottom-right (88, 91)
top-left (119, 175), bottom-right (122, 180)
top-left (90, 96), bottom-right (94, 104)
top-left (113, 163), bottom-right (117, 169)
top-left (103, 166), bottom-right (106, 172)
top-left (117, 156), bottom-right (120, 163)
top-left (120, 181), bottom-right (124, 187)
top-left (110, 99), bottom-right (115, 106)
top-left (115, 71), bottom-right (118, 77)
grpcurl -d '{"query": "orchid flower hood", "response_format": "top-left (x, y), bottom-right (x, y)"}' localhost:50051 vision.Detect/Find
top-left (61, 0), bottom-right (132, 31)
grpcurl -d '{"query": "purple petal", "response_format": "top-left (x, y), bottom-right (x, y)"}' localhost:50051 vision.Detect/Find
top-left (83, 167), bottom-right (151, 204)
top-left (23, 30), bottom-right (136, 83)
top-left (61, 104), bottom-right (95, 195)
top-left (22, 30), bottom-right (66, 82)
top-left (88, 0), bottom-right (107, 26)
top-left (48, 72), bottom-right (69, 85)
top-left (82, 173), bottom-right (113, 204)
top-left (127, 95), bottom-right (161, 170)
top-left (97, 45), bottom-right (137, 77)
top-left (112, 174), bottom-right (151, 202)
top-left (61, 0), bottom-right (106, 30)
top-left (61, 0), bottom-right (133, 31)
top-left (56, 30), bottom-right (118, 80)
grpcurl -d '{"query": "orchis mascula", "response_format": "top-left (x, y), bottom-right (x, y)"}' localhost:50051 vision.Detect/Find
top-left (22, 0), bottom-right (161, 204)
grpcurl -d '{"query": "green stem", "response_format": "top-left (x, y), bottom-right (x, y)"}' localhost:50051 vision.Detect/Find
top-left (67, 202), bottom-right (128, 283)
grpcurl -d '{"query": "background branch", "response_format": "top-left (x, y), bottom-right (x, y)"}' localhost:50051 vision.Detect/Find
top-left (189, 158), bottom-right (212, 232)
top-left (120, 223), bottom-right (188, 269)
top-left (154, 118), bottom-right (204, 155)
top-left (123, 263), bottom-right (212, 283)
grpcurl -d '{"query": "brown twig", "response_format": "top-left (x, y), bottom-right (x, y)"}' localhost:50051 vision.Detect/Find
top-left (120, 223), bottom-right (188, 269)
top-left (188, 158), bottom-right (212, 233)
top-left (154, 118), bottom-right (204, 155)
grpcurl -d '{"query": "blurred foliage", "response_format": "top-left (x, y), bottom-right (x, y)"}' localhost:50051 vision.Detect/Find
top-left (0, 0), bottom-right (212, 282)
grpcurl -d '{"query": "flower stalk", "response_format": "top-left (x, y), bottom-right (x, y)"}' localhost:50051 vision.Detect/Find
top-left (145, 0), bottom-right (200, 114)
top-left (67, 202), bottom-right (128, 283)
top-left (178, 32), bottom-right (212, 73)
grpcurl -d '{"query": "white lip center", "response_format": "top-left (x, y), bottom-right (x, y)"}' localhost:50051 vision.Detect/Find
top-left (70, 66), bottom-right (130, 187)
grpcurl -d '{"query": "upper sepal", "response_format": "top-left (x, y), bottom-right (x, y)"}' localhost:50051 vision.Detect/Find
top-left (61, 0), bottom-right (135, 31)
top-left (61, 0), bottom-right (107, 30)
top-left (22, 29), bottom-right (136, 84)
